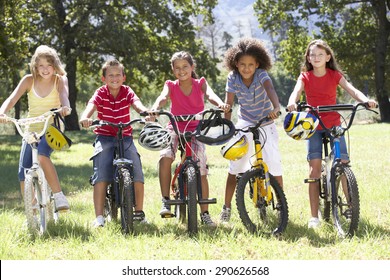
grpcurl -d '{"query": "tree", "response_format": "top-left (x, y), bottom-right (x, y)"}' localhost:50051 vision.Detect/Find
top-left (254, 0), bottom-right (390, 122)
top-left (2, 0), bottom-right (218, 130)
top-left (220, 31), bottom-right (233, 53)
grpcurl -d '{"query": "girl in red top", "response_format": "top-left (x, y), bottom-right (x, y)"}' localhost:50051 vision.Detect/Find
top-left (287, 39), bottom-right (377, 229)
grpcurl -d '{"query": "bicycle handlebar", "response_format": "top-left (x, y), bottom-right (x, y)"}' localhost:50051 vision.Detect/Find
top-left (236, 112), bottom-right (281, 133)
top-left (140, 108), bottom-right (229, 137)
top-left (90, 118), bottom-right (145, 129)
top-left (3, 108), bottom-right (62, 142)
top-left (296, 102), bottom-right (378, 134)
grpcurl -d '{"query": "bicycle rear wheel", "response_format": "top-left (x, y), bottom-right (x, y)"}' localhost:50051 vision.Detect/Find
top-left (331, 165), bottom-right (360, 237)
top-left (319, 174), bottom-right (331, 222)
top-left (236, 169), bottom-right (288, 236)
top-left (173, 183), bottom-right (186, 224)
top-left (185, 164), bottom-right (198, 235)
top-left (119, 168), bottom-right (134, 234)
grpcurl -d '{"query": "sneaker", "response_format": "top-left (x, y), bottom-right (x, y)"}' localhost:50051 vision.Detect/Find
top-left (308, 217), bottom-right (321, 229)
top-left (54, 192), bottom-right (70, 211)
top-left (92, 215), bottom-right (105, 228)
top-left (159, 198), bottom-right (172, 216)
top-left (134, 211), bottom-right (148, 224)
top-left (200, 211), bottom-right (216, 227)
top-left (220, 205), bottom-right (231, 223)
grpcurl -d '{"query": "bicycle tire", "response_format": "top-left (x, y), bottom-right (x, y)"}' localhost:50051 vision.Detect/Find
top-left (104, 184), bottom-right (118, 222)
top-left (24, 175), bottom-right (40, 233)
top-left (185, 164), bottom-right (198, 235)
top-left (236, 169), bottom-right (288, 236)
top-left (119, 168), bottom-right (134, 234)
top-left (331, 165), bottom-right (360, 237)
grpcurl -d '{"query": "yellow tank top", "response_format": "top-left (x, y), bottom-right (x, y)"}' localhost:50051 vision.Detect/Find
top-left (27, 75), bottom-right (61, 132)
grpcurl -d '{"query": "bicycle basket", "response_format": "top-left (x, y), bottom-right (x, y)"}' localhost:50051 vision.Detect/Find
top-left (195, 117), bottom-right (235, 145)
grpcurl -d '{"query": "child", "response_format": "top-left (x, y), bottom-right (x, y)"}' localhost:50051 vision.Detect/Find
top-left (0, 45), bottom-right (71, 211)
top-left (151, 51), bottom-right (230, 227)
top-left (79, 59), bottom-right (149, 227)
top-left (219, 38), bottom-right (283, 223)
top-left (286, 39), bottom-right (377, 228)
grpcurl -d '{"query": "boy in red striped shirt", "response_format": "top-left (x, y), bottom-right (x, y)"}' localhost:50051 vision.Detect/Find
top-left (80, 59), bottom-right (150, 227)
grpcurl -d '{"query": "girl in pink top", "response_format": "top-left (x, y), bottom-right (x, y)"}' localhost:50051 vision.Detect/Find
top-left (151, 51), bottom-right (230, 226)
top-left (287, 39), bottom-right (377, 229)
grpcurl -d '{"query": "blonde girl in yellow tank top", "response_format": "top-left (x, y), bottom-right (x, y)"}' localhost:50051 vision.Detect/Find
top-left (0, 45), bottom-right (72, 212)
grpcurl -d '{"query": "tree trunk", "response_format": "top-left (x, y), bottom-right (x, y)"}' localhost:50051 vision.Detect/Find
top-left (64, 53), bottom-right (80, 131)
top-left (372, 0), bottom-right (390, 122)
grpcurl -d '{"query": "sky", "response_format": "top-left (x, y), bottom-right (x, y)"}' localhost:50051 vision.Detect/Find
top-left (213, 0), bottom-right (268, 42)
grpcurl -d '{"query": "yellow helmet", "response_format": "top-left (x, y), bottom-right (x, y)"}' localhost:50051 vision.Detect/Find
top-left (45, 124), bottom-right (72, 151)
top-left (220, 134), bottom-right (249, 161)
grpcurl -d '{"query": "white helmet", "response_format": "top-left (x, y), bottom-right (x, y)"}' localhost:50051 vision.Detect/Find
top-left (138, 123), bottom-right (172, 151)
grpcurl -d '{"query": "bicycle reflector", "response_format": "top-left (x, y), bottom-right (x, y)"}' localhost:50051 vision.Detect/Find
top-left (220, 133), bottom-right (249, 160)
top-left (284, 111), bottom-right (319, 140)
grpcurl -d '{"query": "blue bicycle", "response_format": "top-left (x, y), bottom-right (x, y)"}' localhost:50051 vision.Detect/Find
top-left (297, 102), bottom-right (377, 237)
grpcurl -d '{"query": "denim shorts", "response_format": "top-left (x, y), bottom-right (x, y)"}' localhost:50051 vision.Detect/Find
top-left (307, 130), bottom-right (349, 161)
top-left (89, 135), bottom-right (144, 185)
top-left (18, 137), bottom-right (53, 181)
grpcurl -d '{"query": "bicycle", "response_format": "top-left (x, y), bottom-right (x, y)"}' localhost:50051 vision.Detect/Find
top-left (296, 102), bottom-right (377, 237)
top-left (89, 118), bottom-right (145, 234)
top-left (141, 108), bottom-right (234, 235)
top-left (4, 109), bottom-right (65, 234)
top-left (234, 114), bottom-right (289, 236)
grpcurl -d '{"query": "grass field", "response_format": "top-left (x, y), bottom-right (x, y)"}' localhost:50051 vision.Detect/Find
top-left (0, 119), bottom-right (389, 262)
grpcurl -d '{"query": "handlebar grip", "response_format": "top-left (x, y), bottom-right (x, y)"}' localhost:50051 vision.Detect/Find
top-left (91, 120), bottom-right (101, 126)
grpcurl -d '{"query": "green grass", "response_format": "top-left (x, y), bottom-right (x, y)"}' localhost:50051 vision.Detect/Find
top-left (0, 122), bottom-right (389, 260)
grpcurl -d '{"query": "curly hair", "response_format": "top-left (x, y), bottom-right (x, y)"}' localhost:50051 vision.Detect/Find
top-left (302, 39), bottom-right (343, 73)
top-left (224, 38), bottom-right (272, 72)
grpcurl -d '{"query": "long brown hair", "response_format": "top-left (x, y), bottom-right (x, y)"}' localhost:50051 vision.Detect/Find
top-left (170, 51), bottom-right (198, 79)
top-left (302, 39), bottom-right (343, 73)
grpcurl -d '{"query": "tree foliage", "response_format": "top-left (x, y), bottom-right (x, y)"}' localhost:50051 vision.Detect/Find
top-left (1, 0), bottom-right (219, 130)
top-left (254, 0), bottom-right (390, 122)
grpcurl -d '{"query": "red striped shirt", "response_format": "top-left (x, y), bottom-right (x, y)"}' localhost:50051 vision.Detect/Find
top-left (89, 85), bottom-right (139, 136)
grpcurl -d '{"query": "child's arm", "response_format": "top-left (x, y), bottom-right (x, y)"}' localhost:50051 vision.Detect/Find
top-left (339, 77), bottom-right (377, 108)
top-left (79, 103), bottom-right (97, 128)
top-left (58, 76), bottom-right (72, 116)
top-left (151, 84), bottom-right (170, 111)
top-left (224, 92), bottom-right (235, 120)
top-left (286, 77), bottom-right (304, 112)
top-left (203, 81), bottom-right (230, 113)
top-left (0, 75), bottom-right (32, 117)
top-left (263, 79), bottom-right (281, 118)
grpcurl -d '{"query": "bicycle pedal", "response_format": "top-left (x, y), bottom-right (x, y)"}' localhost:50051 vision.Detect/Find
top-left (304, 178), bottom-right (320, 183)
top-left (160, 213), bottom-right (175, 218)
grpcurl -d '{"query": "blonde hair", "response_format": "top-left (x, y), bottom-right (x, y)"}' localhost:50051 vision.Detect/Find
top-left (29, 45), bottom-right (66, 78)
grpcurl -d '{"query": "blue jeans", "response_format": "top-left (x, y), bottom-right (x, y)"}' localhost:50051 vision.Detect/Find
top-left (307, 130), bottom-right (349, 161)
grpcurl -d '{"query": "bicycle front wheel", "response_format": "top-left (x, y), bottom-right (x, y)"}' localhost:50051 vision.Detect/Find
top-left (24, 175), bottom-right (41, 233)
top-left (236, 169), bottom-right (288, 236)
top-left (331, 165), bottom-right (360, 237)
top-left (119, 168), bottom-right (134, 234)
top-left (185, 164), bottom-right (198, 235)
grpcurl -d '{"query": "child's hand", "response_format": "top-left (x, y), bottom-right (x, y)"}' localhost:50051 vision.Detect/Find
top-left (268, 108), bottom-right (281, 119)
top-left (79, 118), bottom-right (92, 128)
top-left (219, 103), bottom-right (231, 113)
top-left (0, 114), bottom-right (7, 124)
top-left (367, 99), bottom-right (378, 109)
top-left (60, 106), bottom-right (72, 117)
top-left (286, 103), bottom-right (297, 112)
